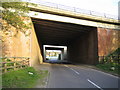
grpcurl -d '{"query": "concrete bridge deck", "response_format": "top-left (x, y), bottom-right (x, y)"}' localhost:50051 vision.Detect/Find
top-left (27, 1), bottom-right (120, 30)
top-left (27, 0), bottom-right (120, 23)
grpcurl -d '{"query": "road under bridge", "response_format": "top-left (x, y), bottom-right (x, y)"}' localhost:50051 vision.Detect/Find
top-left (28, 1), bottom-right (119, 66)
top-left (32, 18), bottom-right (98, 65)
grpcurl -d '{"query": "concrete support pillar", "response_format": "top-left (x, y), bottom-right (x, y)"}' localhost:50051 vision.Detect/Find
top-left (87, 29), bottom-right (98, 64)
top-left (61, 49), bottom-right (64, 60)
top-left (68, 28), bottom-right (98, 65)
top-left (30, 20), bottom-right (43, 66)
top-left (63, 47), bottom-right (67, 60)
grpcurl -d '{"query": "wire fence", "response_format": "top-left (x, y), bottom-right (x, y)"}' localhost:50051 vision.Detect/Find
top-left (23, 0), bottom-right (118, 20)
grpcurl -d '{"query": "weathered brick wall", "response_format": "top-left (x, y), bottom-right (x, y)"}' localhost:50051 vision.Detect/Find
top-left (97, 28), bottom-right (120, 56)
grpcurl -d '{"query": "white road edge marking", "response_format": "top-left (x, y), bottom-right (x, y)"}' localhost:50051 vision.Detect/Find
top-left (87, 79), bottom-right (103, 90)
top-left (64, 65), bottom-right (80, 75)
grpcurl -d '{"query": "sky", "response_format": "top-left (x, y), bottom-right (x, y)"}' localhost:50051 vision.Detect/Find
top-left (32, 0), bottom-right (119, 17)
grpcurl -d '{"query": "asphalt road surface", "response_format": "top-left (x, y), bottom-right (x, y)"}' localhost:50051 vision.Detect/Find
top-left (47, 64), bottom-right (119, 89)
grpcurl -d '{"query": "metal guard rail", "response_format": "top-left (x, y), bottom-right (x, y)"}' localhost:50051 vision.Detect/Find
top-left (23, 0), bottom-right (118, 20)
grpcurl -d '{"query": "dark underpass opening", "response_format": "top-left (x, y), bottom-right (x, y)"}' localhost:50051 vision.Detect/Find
top-left (43, 45), bottom-right (67, 64)
top-left (32, 18), bottom-right (98, 65)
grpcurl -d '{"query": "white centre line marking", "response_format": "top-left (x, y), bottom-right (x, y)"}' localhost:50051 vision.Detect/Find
top-left (64, 65), bottom-right (80, 75)
top-left (70, 68), bottom-right (80, 75)
top-left (87, 79), bottom-right (103, 90)
top-left (64, 65), bottom-right (68, 67)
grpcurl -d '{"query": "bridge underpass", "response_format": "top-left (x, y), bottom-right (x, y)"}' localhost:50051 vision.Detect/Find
top-left (43, 45), bottom-right (67, 64)
top-left (32, 18), bottom-right (98, 65)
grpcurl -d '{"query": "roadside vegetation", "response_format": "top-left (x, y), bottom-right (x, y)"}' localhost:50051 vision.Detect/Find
top-left (2, 67), bottom-right (48, 88)
top-left (96, 48), bottom-right (120, 75)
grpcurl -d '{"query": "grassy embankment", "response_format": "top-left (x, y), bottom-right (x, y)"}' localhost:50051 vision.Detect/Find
top-left (2, 67), bottom-right (48, 88)
top-left (96, 48), bottom-right (120, 75)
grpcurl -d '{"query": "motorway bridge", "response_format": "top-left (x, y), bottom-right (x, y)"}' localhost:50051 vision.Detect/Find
top-left (27, 0), bottom-right (120, 66)
top-left (1, 0), bottom-right (120, 66)
top-left (1, 1), bottom-right (120, 89)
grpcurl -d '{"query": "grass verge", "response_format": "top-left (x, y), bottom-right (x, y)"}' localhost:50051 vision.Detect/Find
top-left (2, 67), bottom-right (48, 88)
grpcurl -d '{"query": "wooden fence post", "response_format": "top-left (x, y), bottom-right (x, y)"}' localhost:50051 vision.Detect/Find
top-left (21, 61), bottom-right (23, 68)
top-left (27, 58), bottom-right (29, 66)
top-left (14, 62), bottom-right (17, 70)
top-left (4, 63), bottom-right (7, 73)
